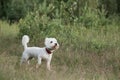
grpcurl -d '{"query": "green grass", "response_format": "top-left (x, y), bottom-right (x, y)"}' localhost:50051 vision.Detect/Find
top-left (0, 20), bottom-right (120, 80)
top-left (0, 21), bottom-right (19, 38)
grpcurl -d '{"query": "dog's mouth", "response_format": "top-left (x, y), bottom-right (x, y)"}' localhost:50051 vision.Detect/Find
top-left (52, 43), bottom-right (59, 50)
top-left (47, 43), bottom-right (59, 51)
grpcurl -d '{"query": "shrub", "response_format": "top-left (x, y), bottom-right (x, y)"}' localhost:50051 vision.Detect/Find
top-left (80, 3), bottom-right (109, 28)
top-left (18, 10), bottom-right (63, 44)
top-left (18, 7), bottom-right (81, 49)
top-left (18, 0), bottom-right (118, 53)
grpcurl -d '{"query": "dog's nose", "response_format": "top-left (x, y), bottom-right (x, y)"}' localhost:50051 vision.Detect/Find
top-left (55, 43), bottom-right (57, 46)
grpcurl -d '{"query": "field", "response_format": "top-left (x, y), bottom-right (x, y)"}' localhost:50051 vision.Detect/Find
top-left (0, 20), bottom-right (120, 80)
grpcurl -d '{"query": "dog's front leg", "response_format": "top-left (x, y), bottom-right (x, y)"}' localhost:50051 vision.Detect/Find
top-left (47, 59), bottom-right (52, 71)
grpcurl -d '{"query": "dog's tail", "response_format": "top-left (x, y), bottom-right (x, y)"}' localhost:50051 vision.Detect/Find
top-left (22, 35), bottom-right (29, 50)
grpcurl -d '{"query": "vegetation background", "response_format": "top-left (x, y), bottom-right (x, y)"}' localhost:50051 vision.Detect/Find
top-left (0, 0), bottom-right (120, 80)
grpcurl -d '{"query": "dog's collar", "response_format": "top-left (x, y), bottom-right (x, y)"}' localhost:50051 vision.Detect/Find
top-left (45, 48), bottom-right (52, 54)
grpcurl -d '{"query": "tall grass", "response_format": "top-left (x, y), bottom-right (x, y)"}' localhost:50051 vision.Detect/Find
top-left (0, 0), bottom-right (120, 80)
top-left (1, 2), bottom-right (120, 80)
top-left (0, 20), bottom-right (19, 38)
top-left (0, 17), bottom-right (120, 80)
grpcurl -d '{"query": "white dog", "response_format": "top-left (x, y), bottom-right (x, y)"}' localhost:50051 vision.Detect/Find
top-left (20, 35), bottom-right (59, 71)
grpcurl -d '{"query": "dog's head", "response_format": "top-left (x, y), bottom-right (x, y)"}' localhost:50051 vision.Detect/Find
top-left (45, 38), bottom-right (59, 50)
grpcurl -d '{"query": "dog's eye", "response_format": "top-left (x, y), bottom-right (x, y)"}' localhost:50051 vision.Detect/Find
top-left (50, 41), bottom-right (53, 43)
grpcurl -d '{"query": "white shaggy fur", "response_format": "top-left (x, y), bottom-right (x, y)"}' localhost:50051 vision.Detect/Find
top-left (20, 35), bottom-right (59, 71)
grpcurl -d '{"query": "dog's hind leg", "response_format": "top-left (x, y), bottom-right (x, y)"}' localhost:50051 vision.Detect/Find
top-left (27, 57), bottom-right (33, 65)
top-left (20, 57), bottom-right (26, 66)
top-left (20, 53), bottom-right (29, 65)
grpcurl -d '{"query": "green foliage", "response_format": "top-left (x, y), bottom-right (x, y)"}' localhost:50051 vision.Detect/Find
top-left (0, 0), bottom-right (120, 23)
top-left (6, 0), bottom-right (26, 20)
top-left (99, 0), bottom-right (118, 14)
top-left (80, 3), bottom-right (109, 28)
top-left (18, 11), bottom-right (62, 44)
top-left (0, 0), bottom-right (41, 21)
top-left (18, 0), bottom-right (120, 52)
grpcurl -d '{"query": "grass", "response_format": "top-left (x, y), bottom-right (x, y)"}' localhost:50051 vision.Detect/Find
top-left (0, 20), bottom-right (120, 80)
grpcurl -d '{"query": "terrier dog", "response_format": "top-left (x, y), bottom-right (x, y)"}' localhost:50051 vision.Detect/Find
top-left (20, 35), bottom-right (59, 71)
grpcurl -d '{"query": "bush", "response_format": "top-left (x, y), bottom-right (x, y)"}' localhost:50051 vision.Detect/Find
top-left (18, 10), bottom-right (63, 44)
top-left (18, 7), bottom-right (81, 49)
top-left (6, 0), bottom-right (28, 21)
top-left (80, 3), bottom-right (109, 28)
top-left (0, 0), bottom-right (42, 22)
top-left (18, 0), bottom-right (118, 53)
